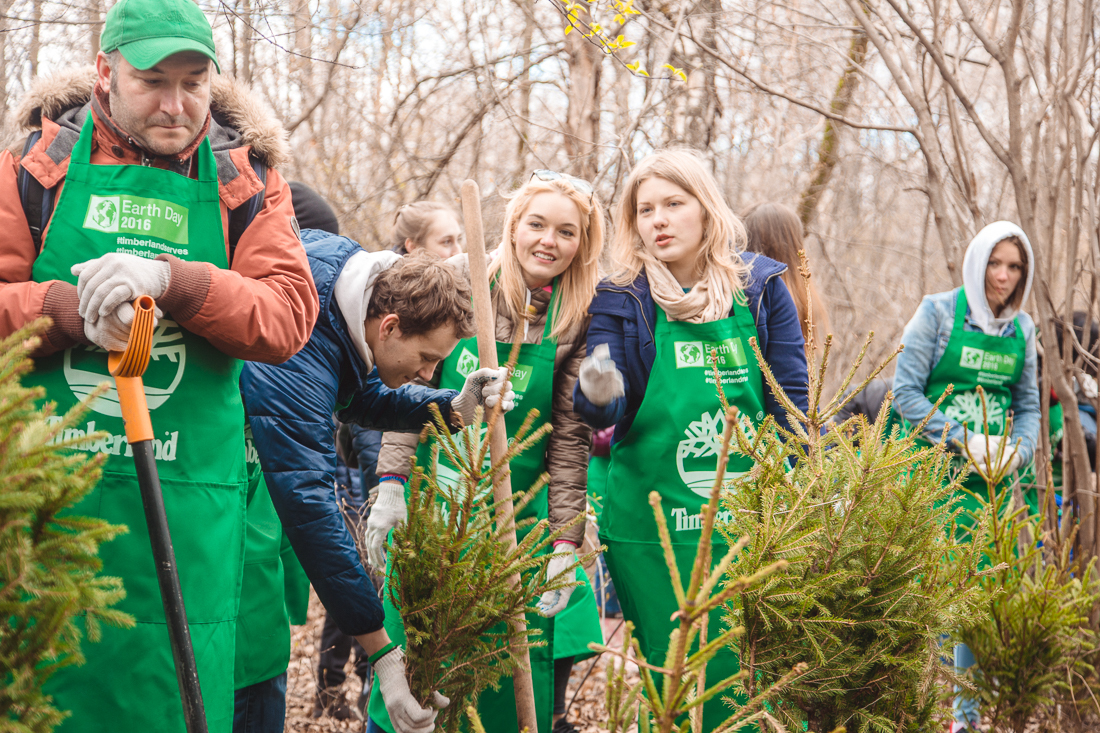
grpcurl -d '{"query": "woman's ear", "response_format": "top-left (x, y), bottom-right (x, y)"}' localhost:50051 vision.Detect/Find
top-left (404, 238), bottom-right (419, 253)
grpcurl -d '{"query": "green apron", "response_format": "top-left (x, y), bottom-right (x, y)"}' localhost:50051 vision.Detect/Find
top-left (893, 289), bottom-right (1027, 533)
top-left (233, 427), bottom-right (310, 689)
top-left (552, 566), bottom-right (602, 662)
top-left (368, 288), bottom-right (560, 733)
top-left (601, 301), bottom-right (765, 732)
top-left (32, 115), bottom-right (247, 733)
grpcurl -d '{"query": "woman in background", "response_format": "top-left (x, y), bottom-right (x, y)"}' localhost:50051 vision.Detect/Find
top-left (390, 201), bottom-right (464, 258)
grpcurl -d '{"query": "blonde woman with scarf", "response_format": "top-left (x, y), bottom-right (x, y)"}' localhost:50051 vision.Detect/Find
top-left (573, 149), bottom-right (809, 731)
top-left (365, 171), bottom-right (606, 733)
top-left (890, 221), bottom-right (1040, 733)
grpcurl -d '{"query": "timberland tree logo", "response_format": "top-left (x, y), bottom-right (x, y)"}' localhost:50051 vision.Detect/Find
top-left (944, 391), bottom-right (1006, 431)
top-left (676, 408), bottom-right (756, 498)
top-left (64, 319), bottom-right (187, 418)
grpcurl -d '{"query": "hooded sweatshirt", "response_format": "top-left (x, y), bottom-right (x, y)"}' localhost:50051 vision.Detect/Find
top-left (332, 249), bottom-right (401, 370)
top-left (962, 221), bottom-right (1035, 336)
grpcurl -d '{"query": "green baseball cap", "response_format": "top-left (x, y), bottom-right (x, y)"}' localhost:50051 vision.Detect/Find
top-left (101, 0), bottom-right (221, 73)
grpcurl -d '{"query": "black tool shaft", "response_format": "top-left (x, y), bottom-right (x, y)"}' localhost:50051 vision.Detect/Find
top-left (131, 440), bottom-right (208, 733)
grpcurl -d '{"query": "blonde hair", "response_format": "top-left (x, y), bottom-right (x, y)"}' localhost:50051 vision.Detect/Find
top-left (390, 201), bottom-right (460, 254)
top-left (488, 177), bottom-right (605, 340)
top-left (611, 149), bottom-right (748, 293)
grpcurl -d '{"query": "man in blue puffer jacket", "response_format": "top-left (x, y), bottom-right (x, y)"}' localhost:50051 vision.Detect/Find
top-left (241, 230), bottom-right (514, 733)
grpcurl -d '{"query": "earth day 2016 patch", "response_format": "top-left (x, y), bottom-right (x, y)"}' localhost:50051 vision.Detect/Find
top-left (83, 193), bottom-right (189, 246)
top-left (674, 338), bottom-right (748, 369)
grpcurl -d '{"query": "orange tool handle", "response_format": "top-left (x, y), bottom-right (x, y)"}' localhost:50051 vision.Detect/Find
top-left (107, 295), bottom-right (157, 444)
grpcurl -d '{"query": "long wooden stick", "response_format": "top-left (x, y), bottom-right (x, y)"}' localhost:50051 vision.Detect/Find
top-left (460, 179), bottom-right (539, 732)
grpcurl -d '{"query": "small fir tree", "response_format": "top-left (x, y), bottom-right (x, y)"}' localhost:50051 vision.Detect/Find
top-left (385, 401), bottom-right (587, 732)
top-left (950, 392), bottom-right (1100, 732)
top-left (1, 322), bottom-right (133, 733)
top-left (722, 256), bottom-right (986, 732)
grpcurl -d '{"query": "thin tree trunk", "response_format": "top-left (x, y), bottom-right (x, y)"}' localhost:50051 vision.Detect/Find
top-left (797, 25), bottom-right (869, 230)
top-left (563, 1), bottom-right (602, 180)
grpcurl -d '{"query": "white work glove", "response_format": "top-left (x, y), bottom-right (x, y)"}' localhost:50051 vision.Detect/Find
top-left (374, 647), bottom-right (449, 733)
top-left (450, 366), bottom-right (514, 425)
top-left (536, 543), bottom-right (578, 617)
top-left (579, 344), bottom-right (625, 407)
top-left (72, 252), bottom-right (170, 323)
top-left (1078, 373), bottom-right (1098, 401)
top-left (366, 480), bottom-right (407, 570)
top-left (965, 433), bottom-right (1004, 472)
top-left (83, 300), bottom-right (163, 352)
top-left (992, 438), bottom-right (1024, 476)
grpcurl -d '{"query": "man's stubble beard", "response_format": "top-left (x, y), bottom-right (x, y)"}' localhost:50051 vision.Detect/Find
top-left (108, 72), bottom-right (204, 158)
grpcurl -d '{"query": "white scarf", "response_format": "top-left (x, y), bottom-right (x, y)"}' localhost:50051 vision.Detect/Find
top-left (645, 260), bottom-right (736, 324)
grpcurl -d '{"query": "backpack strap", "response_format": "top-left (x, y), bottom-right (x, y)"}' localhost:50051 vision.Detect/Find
top-left (227, 155), bottom-right (267, 265)
top-left (17, 131), bottom-right (53, 254)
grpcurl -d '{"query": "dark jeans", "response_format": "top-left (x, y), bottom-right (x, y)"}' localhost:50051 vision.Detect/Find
top-left (233, 672), bottom-right (287, 733)
top-left (317, 609), bottom-right (371, 690)
top-left (554, 656), bottom-right (574, 716)
top-left (365, 718), bottom-right (386, 733)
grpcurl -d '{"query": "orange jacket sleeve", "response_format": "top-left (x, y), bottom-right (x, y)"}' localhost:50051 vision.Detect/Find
top-left (0, 148), bottom-right (87, 354)
top-left (156, 168), bottom-right (319, 364)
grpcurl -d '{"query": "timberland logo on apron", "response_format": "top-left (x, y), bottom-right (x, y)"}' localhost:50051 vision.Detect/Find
top-left (676, 408), bottom-right (755, 497)
top-left (63, 319), bottom-right (187, 417)
top-left (944, 391), bottom-right (1006, 431)
top-left (83, 194), bottom-right (191, 251)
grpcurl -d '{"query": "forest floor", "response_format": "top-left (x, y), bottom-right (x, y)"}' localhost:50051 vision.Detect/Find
top-left (284, 589), bottom-right (634, 733)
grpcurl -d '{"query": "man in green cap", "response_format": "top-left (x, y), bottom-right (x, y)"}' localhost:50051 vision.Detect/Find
top-left (0, 0), bottom-right (320, 730)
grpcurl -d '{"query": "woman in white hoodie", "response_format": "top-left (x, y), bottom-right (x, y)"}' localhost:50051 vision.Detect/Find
top-left (891, 220), bottom-right (1040, 732)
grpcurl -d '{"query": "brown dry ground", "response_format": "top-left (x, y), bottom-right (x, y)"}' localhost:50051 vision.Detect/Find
top-left (284, 590), bottom-right (632, 733)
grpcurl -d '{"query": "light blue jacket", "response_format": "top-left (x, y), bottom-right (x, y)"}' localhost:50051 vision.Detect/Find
top-left (893, 287), bottom-right (1040, 465)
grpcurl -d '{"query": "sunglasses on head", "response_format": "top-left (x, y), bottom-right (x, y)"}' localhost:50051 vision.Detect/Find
top-left (530, 169), bottom-right (595, 203)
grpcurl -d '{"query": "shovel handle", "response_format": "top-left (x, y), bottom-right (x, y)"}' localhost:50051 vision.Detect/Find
top-left (108, 296), bottom-right (157, 444)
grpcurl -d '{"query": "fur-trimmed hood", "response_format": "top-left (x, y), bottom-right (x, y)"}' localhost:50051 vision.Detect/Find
top-left (7, 67), bottom-right (289, 169)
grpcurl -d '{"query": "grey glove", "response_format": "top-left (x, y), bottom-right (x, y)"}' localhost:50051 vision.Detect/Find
top-left (366, 480), bottom-right (407, 569)
top-left (72, 253), bottom-right (170, 322)
top-left (374, 647), bottom-right (449, 733)
top-left (579, 343), bottom-right (625, 406)
top-left (83, 300), bottom-right (162, 352)
top-left (450, 366), bottom-right (515, 424)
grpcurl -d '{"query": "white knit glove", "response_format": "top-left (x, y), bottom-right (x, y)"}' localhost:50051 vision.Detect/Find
top-left (72, 253), bottom-right (170, 322)
top-left (992, 438), bottom-right (1024, 476)
top-left (450, 366), bottom-right (514, 425)
top-left (536, 543), bottom-right (577, 617)
top-left (374, 647), bottom-right (449, 733)
top-left (366, 481), bottom-right (407, 570)
top-left (966, 433), bottom-right (1004, 472)
top-left (579, 344), bottom-right (625, 407)
top-left (1079, 373), bottom-right (1098, 401)
top-left (83, 300), bottom-right (162, 352)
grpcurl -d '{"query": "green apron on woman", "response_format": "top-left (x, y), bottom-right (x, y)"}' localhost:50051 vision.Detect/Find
top-left (894, 290), bottom-right (1027, 533)
top-left (31, 114), bottom-right (248, 733)
top-left (601, 300), bottom-right (765, 732)
top-left (369, 286), bottom-right (562, 733)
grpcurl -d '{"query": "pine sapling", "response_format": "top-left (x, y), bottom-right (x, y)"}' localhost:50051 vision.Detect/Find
top-left (0, 322), bottom-right (133, 733)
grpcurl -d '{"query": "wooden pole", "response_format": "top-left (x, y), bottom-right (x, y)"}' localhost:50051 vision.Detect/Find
top-left (460, 179), bottom-right (539, 732)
